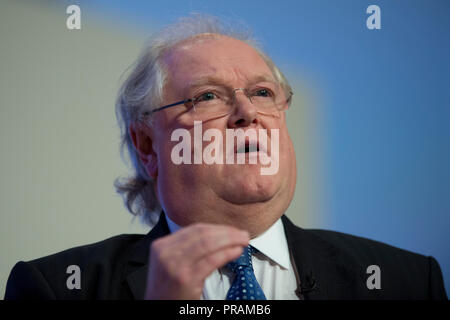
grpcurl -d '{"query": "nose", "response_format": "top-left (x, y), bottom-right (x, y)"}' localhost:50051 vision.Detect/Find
top-left (227, 89), bottom-right (258, 128)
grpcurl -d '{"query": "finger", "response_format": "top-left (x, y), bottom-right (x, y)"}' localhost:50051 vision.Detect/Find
top-left (192, 245), bottom-right (245, 282)
top-left (160, 224), bottom-right (249, 263)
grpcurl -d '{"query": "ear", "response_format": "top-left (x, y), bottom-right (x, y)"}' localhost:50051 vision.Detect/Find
top-left (129, 122), bottom-right (158, 179)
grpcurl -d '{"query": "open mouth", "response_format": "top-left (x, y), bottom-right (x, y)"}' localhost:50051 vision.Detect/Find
top-left (236, 141), bottom-right (260, 154)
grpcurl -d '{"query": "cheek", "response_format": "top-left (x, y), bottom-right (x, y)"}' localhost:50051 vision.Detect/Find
top-left (277, 129), bottom-right (296, 168)
top-left (157, 139), bottom-right (218, 184)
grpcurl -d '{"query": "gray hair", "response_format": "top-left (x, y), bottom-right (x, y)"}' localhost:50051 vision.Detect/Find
top-left (115, 14), bottom-right (293, 227)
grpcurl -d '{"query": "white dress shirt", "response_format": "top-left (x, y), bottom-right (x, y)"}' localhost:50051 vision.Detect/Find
top-left (165, 214), bottom-right (300, 300)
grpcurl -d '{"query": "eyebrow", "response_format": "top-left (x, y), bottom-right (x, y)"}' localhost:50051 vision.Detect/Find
top-left (185, 74), bottom-right (277, 93)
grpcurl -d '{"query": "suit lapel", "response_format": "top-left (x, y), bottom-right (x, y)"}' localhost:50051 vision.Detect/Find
top-left (125, 213), bottom-right (170, 300)
top-left (282, 215), bottom-right (357, 299)
top-left (125, 213), bottom-right (359, 300)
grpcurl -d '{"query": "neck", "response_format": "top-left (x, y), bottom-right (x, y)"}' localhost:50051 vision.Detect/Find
top-left (166, 195), bottom-right (288, 238)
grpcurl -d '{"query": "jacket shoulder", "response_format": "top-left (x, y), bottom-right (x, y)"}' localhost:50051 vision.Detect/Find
top-left (29, 233), bottom-right (144, 270)
top-left (304, 228), bottom-right (447, 299)
top-left (5, 234), bottom-right (145, 300)
top-left (307, 228), bottom-right (425, 262)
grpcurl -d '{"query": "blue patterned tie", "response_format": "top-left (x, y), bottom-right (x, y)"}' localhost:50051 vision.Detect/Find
top-left (225, 245), bottom-right (267, 300)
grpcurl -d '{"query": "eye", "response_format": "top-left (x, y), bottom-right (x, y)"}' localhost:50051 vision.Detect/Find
top-left (195, 92), bottom-right (217, 103)
top-left (252, 88), bottom-right (272, 97)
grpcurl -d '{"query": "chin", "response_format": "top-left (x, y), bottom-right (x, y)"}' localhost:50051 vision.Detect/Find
top-left (219, 169), bottom-right (279, 205)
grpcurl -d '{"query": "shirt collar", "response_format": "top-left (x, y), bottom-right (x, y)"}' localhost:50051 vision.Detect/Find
top-left (165, 214), bottom-right (291, 270)
top-left (249, 218), bottom-right (291, 270)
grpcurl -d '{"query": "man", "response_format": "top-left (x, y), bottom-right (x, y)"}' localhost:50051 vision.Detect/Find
top-left (4, 15), bottom-right (447, 300)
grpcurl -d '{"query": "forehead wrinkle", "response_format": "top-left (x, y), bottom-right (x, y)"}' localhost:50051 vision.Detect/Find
top-left (187, 74), bottom-right (277, 91)
top-left (163, 36), bottom-right (276, 99)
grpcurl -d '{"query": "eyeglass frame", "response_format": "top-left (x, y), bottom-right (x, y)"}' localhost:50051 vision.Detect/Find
top-left (142, 86), bottom-right (293, 117)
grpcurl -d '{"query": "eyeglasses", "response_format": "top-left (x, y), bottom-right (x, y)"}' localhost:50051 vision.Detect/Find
top-left (142, 82), bottom-right (293, 121)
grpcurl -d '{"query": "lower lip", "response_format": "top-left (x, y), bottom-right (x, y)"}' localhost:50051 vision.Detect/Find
top-left (236, 150), bottom-right (261, 159)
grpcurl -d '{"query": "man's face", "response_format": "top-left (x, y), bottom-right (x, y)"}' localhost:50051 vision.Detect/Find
top-left (143, 35), bottom-right (296, 234)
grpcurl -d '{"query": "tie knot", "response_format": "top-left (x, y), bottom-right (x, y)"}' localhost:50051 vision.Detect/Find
top-left (225, 245), bottom-right (266, 300)
top-left (226, 245), bottom-right (254, 272)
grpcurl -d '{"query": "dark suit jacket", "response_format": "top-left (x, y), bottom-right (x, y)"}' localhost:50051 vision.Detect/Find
top-left (4, 214), bottom-right (447, 300)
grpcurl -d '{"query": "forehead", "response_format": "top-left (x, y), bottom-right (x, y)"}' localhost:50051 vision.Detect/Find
top-left (162, 35), bottom-right (274, 93)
